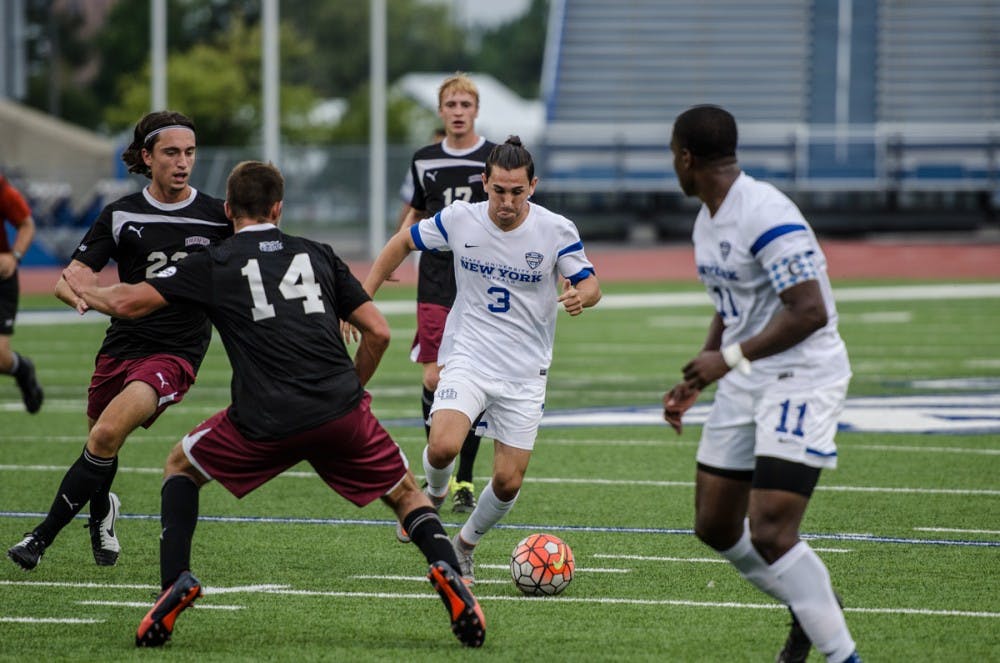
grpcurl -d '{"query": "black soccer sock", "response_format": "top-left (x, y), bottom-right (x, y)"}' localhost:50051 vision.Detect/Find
top-left (160, 474), bottom-right (200, 590)
top-left (89, 455), bottom-right (119, 522)
top-left (404, 506), bottom-right (459, 569)
top-left (35, 448), bottom-right (116, 545)
top-left (421, 386), bottom-right (435, 439)
top-left (455, 431), bottom-right (481, 484)
top-left (6, 351), bottom-right (22, 375)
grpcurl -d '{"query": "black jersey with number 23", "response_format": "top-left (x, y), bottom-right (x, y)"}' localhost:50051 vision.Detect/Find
top-left (148, 227), bottom-right (372, 441)
top-left (71, 188), bottom-right (231, 370)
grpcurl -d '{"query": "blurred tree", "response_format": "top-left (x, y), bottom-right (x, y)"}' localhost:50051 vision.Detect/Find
top-left (475, 0), bottom-right (548, 99)
top-left (20, 0), bottom-right (547, 144)
top-left (104, 17), bottom-right (321, 146)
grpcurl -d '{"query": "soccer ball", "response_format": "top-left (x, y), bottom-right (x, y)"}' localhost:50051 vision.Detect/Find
top-left (510, 533), bottom-right (574, 596)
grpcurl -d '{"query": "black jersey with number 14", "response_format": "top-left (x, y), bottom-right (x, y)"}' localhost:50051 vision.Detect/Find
top-left (147, 226), bottom-right (371, 441)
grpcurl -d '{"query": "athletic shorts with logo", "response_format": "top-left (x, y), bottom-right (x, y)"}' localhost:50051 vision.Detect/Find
top-left (0, 273), bottom-right (18, 335)
top-left (696, 375), bottom-right (850, 471)
top-left (88, 353), bottom-right (196, 427)
top-left (181, 392), bottom-right (410, 505)
top-left (430, 364), bottom-right (546, 451)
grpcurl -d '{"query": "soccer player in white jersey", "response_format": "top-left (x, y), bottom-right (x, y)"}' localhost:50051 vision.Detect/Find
top-left (364, 137), bottom-right (601, 583)
top-left (662, 106), bottom-right (861, 663)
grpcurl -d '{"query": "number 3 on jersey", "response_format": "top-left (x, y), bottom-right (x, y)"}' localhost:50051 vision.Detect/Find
top-left (241, 253), bottom-right (325, 321)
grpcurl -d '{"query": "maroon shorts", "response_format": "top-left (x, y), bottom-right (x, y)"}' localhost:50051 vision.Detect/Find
top-left (88, 354), bottom-right (196, 427)
top-left (182, 392), bottom-right (409, 506)
top-left (411, 302), bottom-right (450, 364)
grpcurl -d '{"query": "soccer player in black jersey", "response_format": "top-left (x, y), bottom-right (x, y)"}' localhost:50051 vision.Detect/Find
top-left (7, 111), bottom-right (231, 572)
top-left (63, 160), bottom-right (485, 649)
top-left (399, 73), bottom-right (495, 515)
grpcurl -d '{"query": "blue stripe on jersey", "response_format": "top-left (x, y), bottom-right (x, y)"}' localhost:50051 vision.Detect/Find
top-left (749, 223), bottom-right (807, 257)
top-left (805, 447), bottom-right (837, 458)
top-left (409, 224), bottom-right (429, 252)
top-left (566, 267), bottom-right (595, 285)
top-left (433, 211), bottom-right (449, 242)
top-left (558, 240), bottom-right (584, 257)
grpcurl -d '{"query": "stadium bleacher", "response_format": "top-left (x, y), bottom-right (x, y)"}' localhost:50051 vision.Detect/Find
top-left (536, 0), bottom-right (999, 236)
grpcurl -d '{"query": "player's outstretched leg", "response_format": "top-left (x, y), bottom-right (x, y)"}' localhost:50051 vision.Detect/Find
top-left (135, 571), bottom-right (203, 647)
top-left (427, 560), bottom-right (485, 647)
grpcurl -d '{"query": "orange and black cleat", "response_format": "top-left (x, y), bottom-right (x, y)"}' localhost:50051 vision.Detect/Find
top-left (135, 571), bottom-right (203, 647)
top-left (428, 560), bottom-right (485, 647)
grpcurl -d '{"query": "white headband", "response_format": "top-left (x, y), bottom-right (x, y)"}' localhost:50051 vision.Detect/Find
top-left (143, 124), bottom-right (195, 145)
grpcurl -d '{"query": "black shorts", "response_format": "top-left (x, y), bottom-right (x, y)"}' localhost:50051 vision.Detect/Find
top-left (0, 272), bottom-right (18, 335)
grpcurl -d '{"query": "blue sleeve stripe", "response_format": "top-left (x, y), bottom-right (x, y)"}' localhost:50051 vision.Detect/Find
top-left (750, 224), bottom-right (807, 257)
top-left (558, 240), bottom-right (584, 257)
top-left (409, 224), bottom-right (429, 252)
top-left (566, 267), bottom-right (595, 285)
top-left (434, 211), bottom-right (449, 243)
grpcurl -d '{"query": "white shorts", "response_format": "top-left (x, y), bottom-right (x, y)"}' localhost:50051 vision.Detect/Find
top-left (431, 365), bottom-right (546, 450)
top-left (696, 375), bottom-right (850, 471)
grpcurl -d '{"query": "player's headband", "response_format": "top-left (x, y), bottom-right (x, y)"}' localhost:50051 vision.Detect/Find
top-left (143, 125), bottom-right (195, 145)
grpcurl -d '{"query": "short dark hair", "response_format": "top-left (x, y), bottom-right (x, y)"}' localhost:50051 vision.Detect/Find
top-left (672, 105), bottom-right (738, 161)
top-left (226, 161), bottom-right (284, 220)
top-left (120, 110), bottom-right (196, 178)
top-left (485, 136), bottom-right (534, 181)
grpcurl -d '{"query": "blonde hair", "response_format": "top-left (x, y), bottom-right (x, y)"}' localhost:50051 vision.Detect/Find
top-left (438, 72), bottom-right (479, 108)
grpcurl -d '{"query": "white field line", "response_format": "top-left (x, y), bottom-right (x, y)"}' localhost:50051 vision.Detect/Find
top-left (3, 437), bottom-right (997, 457)
top-left (478, 563), bottom-right (628, 574)
top-left (914, 527), bottom-right (1000, 535)
top-left (77, 600), bottom-right (244, 611)
top-left (0, 464), bottom-right (996, 496)
top-left (18, 282), bottom-right (1000, 328)
top-left (3, 579), bottom-right (997, 619)
top-left (0, 617), bottom-right (104, 624)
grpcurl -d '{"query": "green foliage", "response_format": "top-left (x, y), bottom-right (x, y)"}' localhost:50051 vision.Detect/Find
top-left (104, 18), bottom-right (321, 146)
top-left (476, 0), bottom-right (550, 98)
top-left (19, 0), bottom-right (549, 144)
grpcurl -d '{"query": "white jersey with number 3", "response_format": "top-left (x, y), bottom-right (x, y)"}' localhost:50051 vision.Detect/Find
top-left (692, 172), bottom-right (851, 388)
top-left (410, 200), bottom-right (594, 382)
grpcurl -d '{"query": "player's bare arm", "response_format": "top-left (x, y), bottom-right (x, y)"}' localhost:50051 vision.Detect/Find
top-left (739, 279), bottom-right (827, 361)
top-left (55, 260), bottom-right (97, 313)
top-left (62, 272), bottom-right (167, 320)
top-left (362, 230), bottom-right (418, 297)
top-left (0, 214), bottom-right (33, 279)
top-left (346, 300), bottom-right (391, 386)
top-left (557, 275), bottom-right (601, 316)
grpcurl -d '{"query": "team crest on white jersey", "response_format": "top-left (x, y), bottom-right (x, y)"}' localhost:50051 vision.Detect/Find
top-left (525, 251), bottom-right (543, 269)
top-left (719, 241), bottom-right (731, 260)
top-left (436, 387), bottom-right (458, 401)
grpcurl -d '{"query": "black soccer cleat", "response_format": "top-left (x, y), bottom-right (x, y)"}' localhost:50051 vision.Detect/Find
top-left (14, 355), bottom-right (43, 414)
top-left (776, 607), bottom-right (810, 663)
top-left (135, 571), bottom-right (203, 647)
top-left (427, 561), bottom-right (485, 647)
top-left (7, 532), bottom-right (47, 570)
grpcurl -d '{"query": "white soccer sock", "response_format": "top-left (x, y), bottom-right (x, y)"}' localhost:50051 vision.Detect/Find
top-left (422, 445), bottom-right (453, 498)
top-left (718, 519), bottom-right (790, 603)
top-left (770, 541), bottom-right (856, 662)
top-left (459, 480), bottom-right (518, 547)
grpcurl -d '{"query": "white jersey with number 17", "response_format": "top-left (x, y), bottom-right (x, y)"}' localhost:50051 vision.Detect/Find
top-left (410, 200), bottom-right (594, 382)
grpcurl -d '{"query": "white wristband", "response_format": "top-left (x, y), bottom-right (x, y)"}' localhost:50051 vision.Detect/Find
top-left (721, 343), bottom-right (752, 376)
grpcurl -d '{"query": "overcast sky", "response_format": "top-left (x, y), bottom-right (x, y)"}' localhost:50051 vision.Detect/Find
top-left (430, 0), bottom-right (533, 28)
